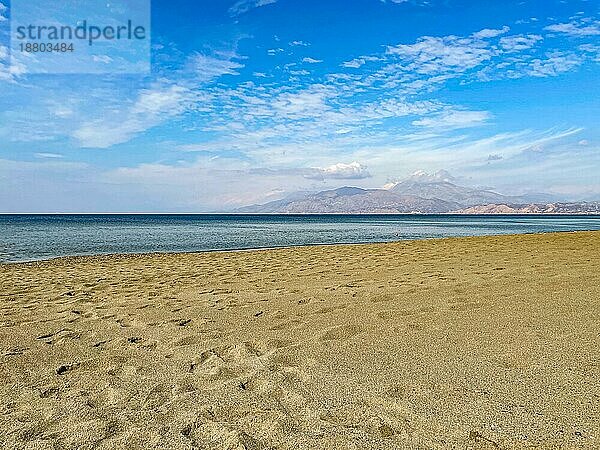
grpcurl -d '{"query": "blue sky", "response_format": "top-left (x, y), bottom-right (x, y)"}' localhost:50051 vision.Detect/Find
top-left (0, 0), bottom-right (599, 212)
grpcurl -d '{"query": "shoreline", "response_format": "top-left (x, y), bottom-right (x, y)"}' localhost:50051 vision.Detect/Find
top-left (1, 229), bottom-right (597, 266)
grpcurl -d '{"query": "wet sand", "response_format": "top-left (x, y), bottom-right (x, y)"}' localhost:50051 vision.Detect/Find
top-left (1, 231), bottom-right (599, 449)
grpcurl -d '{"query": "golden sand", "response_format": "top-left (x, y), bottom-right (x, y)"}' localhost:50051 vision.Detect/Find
top-left (1, 232), bottom-right (599, 449)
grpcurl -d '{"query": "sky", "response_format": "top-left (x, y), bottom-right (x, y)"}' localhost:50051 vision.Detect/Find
top-left (0, 0), bottom-right (599, 212)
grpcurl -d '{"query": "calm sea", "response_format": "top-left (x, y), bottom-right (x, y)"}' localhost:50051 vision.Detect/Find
top-left (1, 214), bottom-right (600, 263)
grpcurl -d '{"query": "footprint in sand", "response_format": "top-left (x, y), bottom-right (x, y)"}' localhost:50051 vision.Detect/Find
top-left (313, 304), bottom-right (347, 315)
top-left (174, 334), bottom-right (205, 347)
top-left (370, 293), bottom-right (395, 303)
top-left (173, 318), bottom-right (192, 327)
top-left (468, 430), bottom-right (501, 449)
top-left (188, 340), bottom-right (304, 396)
top-left (56, 362), bottom-right (80, 375)
top-left (321, 324), bottom-right (362, 341)
top-left (37, 328), bottom-right (81, 345)
top-left (39, 386), bottom-right (59, 398)
top-left (4, 346), bottom-right (28, 356)
top-left (269, 319), bottom-right (303, 331)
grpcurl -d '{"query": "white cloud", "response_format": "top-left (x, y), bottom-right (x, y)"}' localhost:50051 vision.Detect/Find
top-left (131, 86), bottom-right (190, 115)
top-left (35, 153), bottom-right (64, 159)
top-left (341, 56), bottom-right (379, 68)
top-left (73, 85), bottom-right (192, 148)
top-left (579, 44), bottom-right (600, 62)
top-left (342, 58), bottom-right (365, 68)
top-left (472, 26), bottom-right (510, 39)
top-left (270, 87), bottom-right (332, 119)
top-left (302, 57), bottom-right (323, 64)
top-left (0, 45), bottom-right (27, 84)
top-left (412, 110), bottom-right (491, 129)
top-left (229, 0), bottom-right (277, 16)
top-left (386, 35), bottom-right (494, 75)
top-left (92, 55), bottom-right (113, 64)
top-left (70, 51), bottom-right (244, 148)
top-left (527, 52), bottom-right (583, 77)
top-left (51, 105), bottom-right (75, 119)
top-left (545, 20), bottom-right (600, 37)
top-left (187, 52), bottom-right (245, 82)
top-left (336, 19), bottom-right (596, 92)
top-left (307, 162), bottom-right (371, 180)
top-left (500, 34), bottom-right (543, 52)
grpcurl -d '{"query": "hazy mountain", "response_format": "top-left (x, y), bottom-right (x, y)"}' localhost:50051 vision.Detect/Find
top-left (237, 186), bottom-right (461, 213)
top-left (388, 170), bottom-right (528, 207)
top-left (237, 171), bottom-right (599, 214)
top-left (454, 202), bottom-right (600, 214)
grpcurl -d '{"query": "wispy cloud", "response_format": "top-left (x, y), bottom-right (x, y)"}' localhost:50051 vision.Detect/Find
top-left (500, 34), bottom-right (543, 52)
top-left (386, 0), bottom-right (410, 4)
top-left (73, 85), bottom-right (193, 148)
top-left (386, 35), bottom-right (494, 74)
top-left (187, 51), bottom-right (245, 82)
top-left (412, 110), bottom-right (492, 129)
top-left (341, 56), bottom-right (380, 69)
top-left (35, 153), bottom-right (64, 159)
top-left (306, 162), bottom-right (371, 180)
top-left (527, 51), bottom-right (584, 77)
top-left (472, 26), bottom-right (510, 39)
top-left (337, 19), bottom-right (597, 94)
top-left (0, 44), bottom-right (27, 84)
top-left (229, 0), bottom-right (277, 17)
top-left (72, 51), bottom-right (244, 148)
top-left (545, 19), bottom-right (600, 37)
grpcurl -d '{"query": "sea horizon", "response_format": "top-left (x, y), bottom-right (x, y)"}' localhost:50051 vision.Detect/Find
top-left (2, 213), bottom-right (600, 263)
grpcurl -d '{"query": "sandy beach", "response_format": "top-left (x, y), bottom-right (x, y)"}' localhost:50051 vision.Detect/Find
top-left (1, 231), bottom-right (599, 449)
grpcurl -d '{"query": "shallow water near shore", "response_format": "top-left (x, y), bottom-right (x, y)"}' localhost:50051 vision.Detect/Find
top-left (2, 213), bottom-right (600, 263)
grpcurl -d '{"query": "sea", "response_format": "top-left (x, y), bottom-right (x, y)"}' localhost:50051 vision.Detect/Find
top-left (1, 214), bottom-right (600, 263)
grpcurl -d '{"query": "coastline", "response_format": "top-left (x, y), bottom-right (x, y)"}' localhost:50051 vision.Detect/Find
top-left (1, 231), bottom-right (600, 448)
top-left (1, 228), bottom-right (599, 265)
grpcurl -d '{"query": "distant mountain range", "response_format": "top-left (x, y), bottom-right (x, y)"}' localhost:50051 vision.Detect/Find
top-left (237, 170), bottom-right (600, 214)
top-left (386, 170), bottom-right (554, 206)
